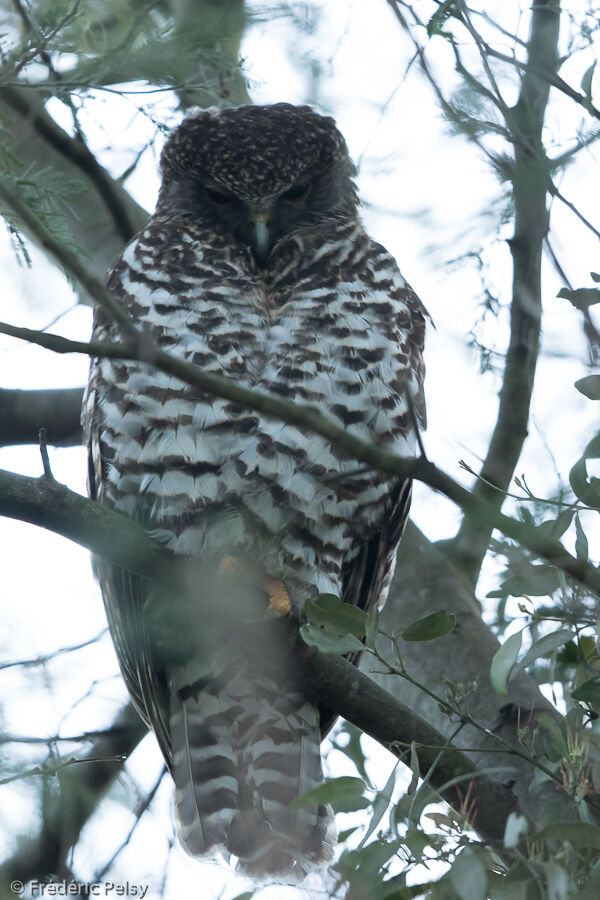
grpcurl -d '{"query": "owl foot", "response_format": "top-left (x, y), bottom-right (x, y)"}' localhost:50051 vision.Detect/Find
top-left (218, 555), bottom-right (291, 616)
top-left (265, 579), bottom-right (292, 616)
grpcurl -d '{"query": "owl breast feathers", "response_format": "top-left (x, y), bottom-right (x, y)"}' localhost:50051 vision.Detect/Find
top-left (83, 102), bottom-right (427, 879)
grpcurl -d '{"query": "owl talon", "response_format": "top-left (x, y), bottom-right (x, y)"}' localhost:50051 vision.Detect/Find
top-left (219, 556), bottom-right (291, 615)
top-left (265, 580), bottom-right (292, 616)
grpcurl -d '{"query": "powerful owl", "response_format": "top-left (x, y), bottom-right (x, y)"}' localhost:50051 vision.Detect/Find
top-left (83, 103), bottom-right (427, 878)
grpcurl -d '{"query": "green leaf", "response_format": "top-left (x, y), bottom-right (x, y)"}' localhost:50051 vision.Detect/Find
top-left (229, 893), bottom-right (255, 900)
top-left (571, 678), bottom-right (600, 706)
top-left (448, 847), bottom-right (488, 900)
top-left (407, 741), bottom-right (420, 794)
top-left (537, 713), bottom-right (568, 757)
top-left (381, 880), bottom-right (438, 900)
top-left (580, 635), bottom-right (596, 659)
top-left (290, 776), bottom-right (368, 813)
top-left (299, 624), bottom-right (365, 655)
top-left (575, 514), bottom-right (589, 560)
top-left (557, 639), bottom-right (578, 665)
top-left (557, 286), bottom-right (600, 309)
top-left (401, 782), bottom-right (438, 827)
top-left (401, 610), bottom-right (456, 642)
top-left (361, 764), bottom-right (398, 846)
top-left (487, 872), bottom-right (532, 900)
top-left (569, 433), bottom-right (600, 509)
top-left (499, 565), bottom-right (560, 598)
top-left (534, 822), bottom-right (600, 848)
top-left (534, 509), bottom-right (574, 540)
top-left (490, 631), bottom-right (522, 696)
top-left (425, 811), bottom-right (457, 829)
top-left (304, 593), bottom-right (367, 638)
top-left (581, 61), bottom-right (596, 98)
top-left (575, 375), bottom-right (600, 400)
top-left (404, 828), bottom-right (429, 861)
top-left (336, 838), bottom-right (404, 880)
top-left (514, 629), bottom-right (574, 674)
top-left (334, 722), bottom-right (371, 783)
top-left (591, 272), bottom-right (600, 283)
top-left (338, 825), bottom-right (360, 843)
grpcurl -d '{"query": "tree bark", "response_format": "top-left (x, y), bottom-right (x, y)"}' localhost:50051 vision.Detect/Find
top-left (0, 388), bottom-right (83, 447)
top-left (449, 0), bottom-right (561, 585)
top-left (375, 522), bottom-right (580, 829)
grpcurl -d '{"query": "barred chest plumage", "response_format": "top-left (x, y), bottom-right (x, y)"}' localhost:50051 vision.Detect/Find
top-left (90, 214), bottom-right (423, 598)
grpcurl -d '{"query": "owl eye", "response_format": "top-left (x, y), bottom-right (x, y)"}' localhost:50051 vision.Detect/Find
top-left (280, 182), bottom-right (310, 203)
top-left (205, 186), bottom-right (236, 206)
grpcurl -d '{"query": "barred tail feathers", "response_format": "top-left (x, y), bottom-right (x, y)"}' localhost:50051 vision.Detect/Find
top-left (170, 661), bottom-right (335, 877)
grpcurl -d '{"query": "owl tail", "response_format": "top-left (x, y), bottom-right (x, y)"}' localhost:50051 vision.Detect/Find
top-left (169, 656), bottom-right (335, 878)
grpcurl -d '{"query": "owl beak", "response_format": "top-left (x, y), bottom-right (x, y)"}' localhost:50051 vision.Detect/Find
top-left (248, 210), bottom-right (273, 267)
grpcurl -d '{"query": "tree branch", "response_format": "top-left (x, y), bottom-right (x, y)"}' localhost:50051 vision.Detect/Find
top-left (375, 522), bottom-right (584, 837)
top-left (0, 465), bottom-right (540, 852)
top-left (0, 387), bottom-right (83, 447)
top-left (449, 0), bottom-right (560, 584)
top-left (296, 641), bottom-right (523, 845)
top-left (1, 323), bottom-right (598, 597)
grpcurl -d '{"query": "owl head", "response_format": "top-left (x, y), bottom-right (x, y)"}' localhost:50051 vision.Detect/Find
top-left (156, 103), bottom-right (358, 267)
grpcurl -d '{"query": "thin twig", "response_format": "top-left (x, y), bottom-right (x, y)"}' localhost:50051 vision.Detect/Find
top-left (549, 180), bottom-right (600, 241)
top-left (0, 630), bottom-right (106, 671)
top-left (0, 752), bottom-right (127, 787)
top-left (94, 768), bottom-right (166, 880)
top-left (38, 427), bottom-right (53, 479)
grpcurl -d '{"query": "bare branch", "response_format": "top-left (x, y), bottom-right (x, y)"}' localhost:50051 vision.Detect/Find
top-left (450, 0), bottom-right (560, 585)
top-left (549, 179), bottom-right (600, 241)
top-left (0, 364), bottom-right (598, 597)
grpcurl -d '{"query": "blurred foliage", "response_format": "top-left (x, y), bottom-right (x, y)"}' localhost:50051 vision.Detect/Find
top-left (0, 0), bottom-right (250, 106)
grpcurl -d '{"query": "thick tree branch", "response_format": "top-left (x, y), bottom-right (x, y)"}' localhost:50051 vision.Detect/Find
top-left (1, 325), bottom-right (598, 596)
top-left (376, 523), bottom-right (584, 837)
top-left (0, 387), bottom-right (83, 447)
top-left (296, 642), bottom-right (523, 845)
top-left (449, 0), bottom-right (560, 585)
top-left (0, 466), bottom-right (542, 850)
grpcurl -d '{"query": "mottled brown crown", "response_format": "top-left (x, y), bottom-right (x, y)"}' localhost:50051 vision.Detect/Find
top-left (159, 103), bottom-right (350, 201)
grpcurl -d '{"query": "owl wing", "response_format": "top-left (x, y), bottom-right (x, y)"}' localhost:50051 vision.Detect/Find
top-left (318, 269), bottom-right (427, 736)
top-left (83, 301), bottom-right (174, 770)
